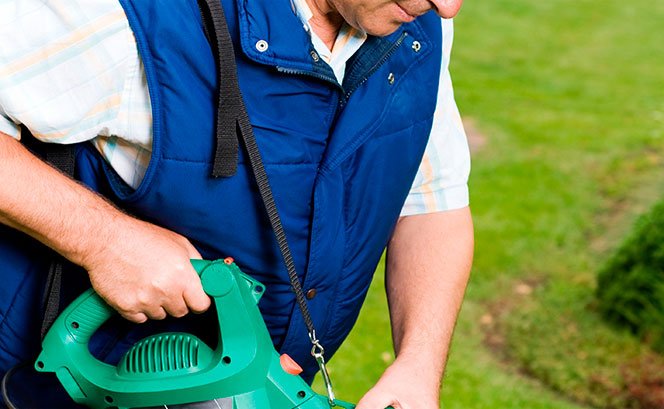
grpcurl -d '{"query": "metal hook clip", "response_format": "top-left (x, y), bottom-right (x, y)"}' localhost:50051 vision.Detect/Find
top-left (309, 331), bottom-right (336, 406)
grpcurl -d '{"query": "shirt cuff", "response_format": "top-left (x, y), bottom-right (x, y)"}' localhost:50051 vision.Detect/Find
top-left (400, 184), bottom-right (469, 216)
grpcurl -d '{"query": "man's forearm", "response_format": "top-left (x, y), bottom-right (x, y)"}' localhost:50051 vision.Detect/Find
top-left (385, 207), bottom-right (473, 391)
top-left (0, 132), bottom-right (209, 322)
top-left (0, 133), bottom-right (124, 265)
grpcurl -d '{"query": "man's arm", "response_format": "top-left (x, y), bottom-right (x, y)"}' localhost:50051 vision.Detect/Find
top-left (357, 207), bottom-right (473, 409)
top-left (0, 133), bottom-right (210, 322)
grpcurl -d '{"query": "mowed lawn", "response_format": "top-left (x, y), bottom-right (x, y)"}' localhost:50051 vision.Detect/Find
top-left (317, 1), bottom-right (664, 408)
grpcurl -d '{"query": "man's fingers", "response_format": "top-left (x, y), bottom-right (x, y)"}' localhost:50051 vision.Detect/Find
top-left (183, 280), bottom-right (211, 314)
top-left (145, 306), bottom-right (168, 321)
top-left (163, 298), bottom-right (189, 318)
top-left (122, 311), bottom-right (148, 324)
top-left (356, 391), bottom-right (397, 409)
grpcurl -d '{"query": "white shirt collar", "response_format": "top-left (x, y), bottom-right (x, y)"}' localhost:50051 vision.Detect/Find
top-left (291, 0), bottom-right (367, 83)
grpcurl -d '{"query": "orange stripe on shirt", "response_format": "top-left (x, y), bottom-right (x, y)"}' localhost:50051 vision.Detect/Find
top-left (0, 10), bottom-right (126, 77)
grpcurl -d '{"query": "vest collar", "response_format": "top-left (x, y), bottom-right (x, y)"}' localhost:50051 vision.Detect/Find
top-left (234, 0), bottom-right (425, 93)
top-left (235, 0), bottom-right (329, 73)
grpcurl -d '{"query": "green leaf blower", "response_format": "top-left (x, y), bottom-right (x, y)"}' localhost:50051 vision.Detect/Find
top-left (35, 259), bottom-right (357, 409)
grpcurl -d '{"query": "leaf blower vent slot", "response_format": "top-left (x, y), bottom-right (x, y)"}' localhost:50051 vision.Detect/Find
top-left (120, 333), bottom-right (203, 374)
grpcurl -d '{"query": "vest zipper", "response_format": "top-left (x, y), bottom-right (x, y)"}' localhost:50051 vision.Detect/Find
top-left (275, 67), bottom-right (343, 92)
top-left (341, 31), bottom-right (409, 106)
top-left (277, 30), bottom-right (409, 110)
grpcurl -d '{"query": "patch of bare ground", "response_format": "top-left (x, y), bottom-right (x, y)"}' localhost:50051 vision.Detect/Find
top-left (587, 355), bottom-right (664, 409)
top-left (482, 278), bottom-right (664, 409)
top-left (481, 277), bottom-right (547, 363)
top-left (620, 357), bottom-right (664, 409)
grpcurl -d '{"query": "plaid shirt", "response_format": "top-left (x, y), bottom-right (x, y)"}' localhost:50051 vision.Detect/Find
top-left (0, 0), bottom-right (469, 214)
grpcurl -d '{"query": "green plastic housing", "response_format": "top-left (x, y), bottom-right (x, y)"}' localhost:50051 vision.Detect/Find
top-left (35, 259), bottom-right (355, 409)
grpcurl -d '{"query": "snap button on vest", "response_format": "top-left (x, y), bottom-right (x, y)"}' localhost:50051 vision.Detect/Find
top-left (306, 289), bottom-right (318, 300)
top-left (256, 39), bottom-right (269, 52)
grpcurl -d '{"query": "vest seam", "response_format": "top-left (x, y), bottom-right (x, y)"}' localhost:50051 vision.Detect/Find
top-left (373, 116), bottom-right (434, 141)
top-left (0, 341), bottom-right (25, 361)
top-left (323, 90), bottom-right (341, 129)
top-left (160, 157), bottom-right (320, 166)
top-left (324, 113), bottom-right (435, 176)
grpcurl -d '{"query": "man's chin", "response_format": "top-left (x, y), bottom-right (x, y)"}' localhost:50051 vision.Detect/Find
top-left (362, 21), bottom-right (402, 37)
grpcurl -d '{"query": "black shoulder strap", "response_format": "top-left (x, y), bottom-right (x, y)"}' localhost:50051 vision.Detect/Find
top-left (44, 144), bottom-right (76, 178)
top-left (22, 127), bottom-right (77, 340)
top-left (40, 262), bottom-right (65, 340)
top-left (19, 125), bottom-right (75, 176)
top-left (18, 126), bottom-right (75, 340)
top-left (197, 0), bottom-right (318, 337)
top-left (197, 0), bottom-right (239, 178)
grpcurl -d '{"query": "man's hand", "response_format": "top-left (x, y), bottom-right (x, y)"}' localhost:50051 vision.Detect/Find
top-left (356, 356), bottom-right (440, 409)
top-left (0, 133), bottom-right (210, 323)
top-left (84, 217), bottom-right (210, 323)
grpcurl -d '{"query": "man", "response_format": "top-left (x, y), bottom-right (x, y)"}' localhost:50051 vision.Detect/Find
top-left (0, 0), bottom-right (472, 408)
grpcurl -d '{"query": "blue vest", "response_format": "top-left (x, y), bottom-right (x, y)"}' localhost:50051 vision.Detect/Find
top-left (0, 0), bottom-right (442, 391)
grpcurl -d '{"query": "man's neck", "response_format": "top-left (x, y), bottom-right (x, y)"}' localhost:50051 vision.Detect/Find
top-left (304, 0), bottom-right (344, 50)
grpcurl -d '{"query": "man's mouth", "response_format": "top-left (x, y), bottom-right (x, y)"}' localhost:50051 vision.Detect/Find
top-left (395, 3), bottom-right (418, 22)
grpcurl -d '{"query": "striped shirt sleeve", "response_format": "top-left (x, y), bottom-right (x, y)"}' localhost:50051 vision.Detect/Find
top-left (400, 18), bottom-right (470, 216)
top-left (0, 0), bottom-right (153, 188)
top-left (0, 0), bottom-right (133, 144)
top-left (0, 106), bottom-right (19, 138)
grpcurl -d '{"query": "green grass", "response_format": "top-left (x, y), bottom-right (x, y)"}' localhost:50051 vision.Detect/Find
top-left (315, 0), bottom-right (664, 407)
top-left (596, 198), bottom-right (664, 355)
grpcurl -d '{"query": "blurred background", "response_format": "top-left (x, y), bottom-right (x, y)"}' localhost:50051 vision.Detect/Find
top-left (316, 1), bottom-right (664, 408)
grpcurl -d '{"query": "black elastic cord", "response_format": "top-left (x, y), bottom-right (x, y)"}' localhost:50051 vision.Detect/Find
top-left (198, 0), bottom-right (317, 336)
top-left (237, 111), bottom-right (316, 335)
top-left (198, 0), bottom-right (239, 178)
top-left (1, 362), bottom-right (28, 409)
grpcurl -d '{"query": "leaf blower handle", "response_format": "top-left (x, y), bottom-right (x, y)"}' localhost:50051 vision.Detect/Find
top-left (51, 260), bottom-right (211, 345)
top-left (190, 259), bottom-right (211, 276)
top-left (56, 291), bottom-right (113, 345)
